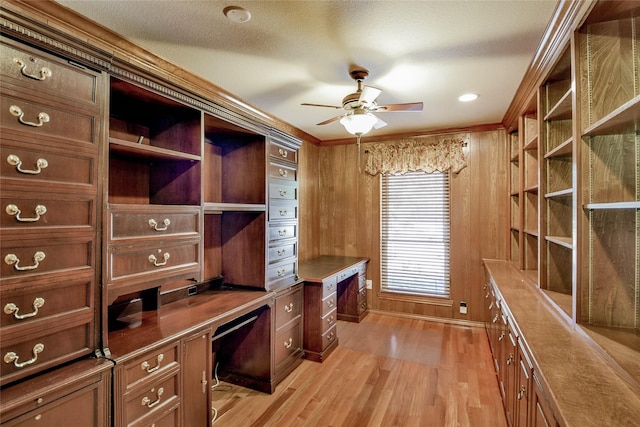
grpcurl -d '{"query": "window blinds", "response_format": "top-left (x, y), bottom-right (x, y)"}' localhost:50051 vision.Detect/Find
top-left (381, 171), bottom-right (451, 297)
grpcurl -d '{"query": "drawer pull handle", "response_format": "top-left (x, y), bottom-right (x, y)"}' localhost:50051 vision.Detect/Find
top-left (360, 302), bottom-right (367, 310)
top-left (278, 148), bottom-right (288, 158)
top-left (327, 315), bottom-right (334, 324)
top-left (498, 331), bottom-right (505, 341)
top-left (279, 209), bottom-right (288, 216)
top-left (9, 105), bottom-right (50, 128)
top-left (278, 189), bottom-right (288, 196)
top-left (201, 370), bottom-right (208, 394)
top-left (488, 302), bottom-right (494, 310)
top-left (506, 353), bottom-right (514, 366)
top-left (485, 292), bottom-right (490, 299)
top-left (284, 302), bottom-right (294, 313)
top-left (277, 249), bottom-right (286, 256)
top-left (6, 154), bottom-right (48, 175)
top-left (278, 168), bottom-right (288, 177)
top-left (148, 252), bottom-right (170, 267)
top-left (277, 267), bottom-right (286, 277)
top-left (517, 385), bottom-right (526, 400)
top-left (4, 297), bottom-right (45, 320)
top-left (492, 313), bottom-right (499, 323)
top-left (13, 57), bottom-right (52, 81)
top-left (284, 338), bottom-right (293, 349)
top-left (141, 387), bottom-right (164, 408)
top-left (141, 353), bottom-right (164, 373)
top-left (326, 332), bottom-right (335, 341)
top-left (4, 251), bottom-right (45, 271)
top-left (278, 229), bottom-right (287, 237)
top-left (4, 343), bottom-right (44, 368)
top-left (6, 204), bottom-right (47, 222)
top-left (327, 299), bottom-right (335, 308)
top-left (148, 218), bottom-right (170, 231)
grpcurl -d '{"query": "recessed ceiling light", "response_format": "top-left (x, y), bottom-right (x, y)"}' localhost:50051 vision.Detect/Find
top-left (224, 6), bottom-right (251, 23)
top-left (458, 93), bottom-right (479, 102)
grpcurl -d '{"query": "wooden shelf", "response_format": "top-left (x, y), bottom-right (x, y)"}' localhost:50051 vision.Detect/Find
top-left (583, 95), bottom-right (640, 136)
top-left (524, 185), bottom-right (539, 194)
top-left (524, 229), bottom-right (539, 237)
top-left (545, 188), bottom-right (573, 199)
top-left (544, 137), bottom-right (573, 159)
top-left (545, 235), bottom-right (573, 249)
top-left (544, 89), bottom-right (573, 121)
top-left (524, 134), bottom-right (538, 151)
top-left (584, 201), bottom-right (640, 210)
top-left (203, 202), bottom-right (267, 214)
top-left (511, 153), bottom-right (519, 163)
top-left (109, 137), bottom-right (201, 162)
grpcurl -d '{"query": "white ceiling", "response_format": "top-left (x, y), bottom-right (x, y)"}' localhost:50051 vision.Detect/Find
top-left (56, 0), bottom-right (558, 141)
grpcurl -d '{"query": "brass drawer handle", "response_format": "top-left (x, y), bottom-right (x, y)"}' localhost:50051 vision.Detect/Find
top-left (284, 302), bottom-right (294, 313)
top-left (326, 332), bottom-right (335, 341)
top-left (360, 302), bottom-right (367, 310)
top-left (517, 385), bottom-right (526, 400)
top-left (148, 252), bottom-right (170, 267)
top-left (6, 204), bottom-right (47, 222)
top-left (141, 353), bottom-right (164, 373)
top-left (498, 331), bottom-right (505, 341)
top-left (5, 251), bottom-right (45, 271)
top-left (279, 209), bottom-right (288, 216)
top-left (492, 313), bottom-right (499, 323)
top-left (278, 168), bottom-right (288, 177)
top-left (7, 154), bottom-right (48, 175)
top-left (327, 315), bottom-right (334, 324)
top-left (13, 57), bottom-right (52, 81)
top-left (141, 387), bottom-right (164, 408)
top-left (4, 343), bottom-right (44, 368)
top-left (488, 302), bottom-right (494, 310)
top-left (277, 249), bottom-right (286, 257)
top-left (283, 338), bottom-right (293, 349)
top-left (278, 229), bottom-right (287, 237)
top-left (506, 353), bottom-right (514, 366)
top-left (4, 297), bottom-right (45, 320)
top-left (277, 267), bottom-right (286, 277)
top-left (148, 218), bottom-right (170, 231)
top-left (9, 105), bottom-right (50, 128)
top-left (278, 189), bottom-right (288, 196)
top-left (278, 148), bottom-right (288, 158)
top-left (327, 299), bottom-right (335, 308)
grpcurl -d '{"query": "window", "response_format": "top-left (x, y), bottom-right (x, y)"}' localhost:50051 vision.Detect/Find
top-left (381, 171), bottom-right (451, 298)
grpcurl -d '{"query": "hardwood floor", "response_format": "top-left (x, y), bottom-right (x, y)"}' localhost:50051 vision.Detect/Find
top-left (211, 312), bottom-right (507, 427)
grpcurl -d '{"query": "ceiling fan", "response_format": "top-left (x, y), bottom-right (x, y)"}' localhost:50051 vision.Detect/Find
top-left (302, 67), bottom-right (423, 136)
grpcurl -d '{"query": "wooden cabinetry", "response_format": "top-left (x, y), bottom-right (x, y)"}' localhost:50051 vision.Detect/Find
top-left (272, 283), bottom-right (304, 384)
top-left (0, 35), bottom-right (102, 387)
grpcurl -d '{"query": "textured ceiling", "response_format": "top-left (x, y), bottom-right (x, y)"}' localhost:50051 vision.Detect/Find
top-left (56, 0), bottom-right (558, 141)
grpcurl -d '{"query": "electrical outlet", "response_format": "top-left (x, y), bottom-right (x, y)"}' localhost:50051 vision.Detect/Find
top-left (459, 301), bottom-right (467, 314)
top-left (366, 279), bottom-right (372, 290)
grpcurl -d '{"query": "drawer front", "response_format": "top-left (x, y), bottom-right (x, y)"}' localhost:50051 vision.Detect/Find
top-left (274, 320), bottom-right (302, 370)
top-left (0, 276), bottom-right (92, 330)
top-left (268, 242), bottom-right (296, 264)
top-left (267, 260), bottom-right (296, 284)
top-left (1, 192), bottom-right (95, 230)
top-left (268, 203), bottom-right (297, 221)
top-left (1, 137), bottom-right (97, 189)
top-left (268, 223), bottom-right (296, 243)
top-left (123, 344), bottom-right (180, 392)
top-left (269, 181), bottom-right (297, 201)
top-left (108, 239), bottom-right (199, 283)
top-left (1, 234), bottom-right (94, 282)
top-left (125, 371), bottom-right (180, 425)
top-left (1, 95), bottom-right (96, 145)
top-left (110, 208), bottom-right (200, 241)
top-left (268, 162), bottom-right (297, 181)
top-left (321, 324), bottom-right (337, 350)
top-left (1, 38), bottom-right (100, 107)
top-left (322, 308), bottom-right (338, 334)
top-left (269, 143), bottom-right (297, 164)
top-left (358, 274), bottom-right (366, 290)
top-left (275, 286), bottom-right (302, 330)
top-left (336, 267), bottom-right (358, 283)
top-left (356, 262), bottom-right (367, 276)
top-left (1, 323), bottom-right (92, 386)
top-left (322, 276), bottom-right (337, 299)
top-left (130, 405), bottom-right (180, 427)
top-left (322, 293), bottom-right (337, 318)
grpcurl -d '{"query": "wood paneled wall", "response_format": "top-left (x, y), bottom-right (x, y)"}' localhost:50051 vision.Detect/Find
top-left (298, 129), bottom-right (508, 322)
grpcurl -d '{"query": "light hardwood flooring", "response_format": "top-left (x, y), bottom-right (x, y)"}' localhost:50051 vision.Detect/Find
top-left (211, 312), bottom-right (508, 427)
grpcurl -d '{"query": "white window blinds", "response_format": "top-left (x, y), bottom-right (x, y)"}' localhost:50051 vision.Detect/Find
top-left (381, 171), bottom-right (451, 297)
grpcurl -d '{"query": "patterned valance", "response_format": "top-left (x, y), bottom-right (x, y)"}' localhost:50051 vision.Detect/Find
top-left (364, 135), bottom-right (469, 176)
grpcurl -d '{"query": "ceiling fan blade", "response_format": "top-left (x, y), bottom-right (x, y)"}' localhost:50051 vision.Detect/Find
top-left (316, 114), bottom-right (345, 126)
top-left (373, 115), bottom-right (387, 129)
top-left (301, 102), bottom-right (343, 109)
top-left (375, 102), bottom-right (424, 112)
top-left (359, 85), bottom-right (382, 105)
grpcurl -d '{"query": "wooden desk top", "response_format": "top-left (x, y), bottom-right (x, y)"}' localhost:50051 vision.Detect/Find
top-left (298, 255), bottom-right (368, 283)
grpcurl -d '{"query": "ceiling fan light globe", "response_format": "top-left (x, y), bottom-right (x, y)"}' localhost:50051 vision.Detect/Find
top-left (340, 112), bottom-right (378, 135)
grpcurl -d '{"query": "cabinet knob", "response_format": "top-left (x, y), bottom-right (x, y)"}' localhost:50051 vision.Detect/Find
top-left (6, 154), bottom-right (48, 175)
top-left (9, 105), bottom-right (50, 128)
top-left (6, 204), bottom-right (47, 223)
top-left (4, 251), bottom-right (45, 271)
top-left (4, 343), bottom-right (44, 368)
top-left (13, 57), bottom-right (52, 81)
top-left (4, 297), bottom-right (45, 320)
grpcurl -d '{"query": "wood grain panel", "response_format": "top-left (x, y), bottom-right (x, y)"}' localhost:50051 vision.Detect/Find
top-left (297, 141), bottom-right (320, 262)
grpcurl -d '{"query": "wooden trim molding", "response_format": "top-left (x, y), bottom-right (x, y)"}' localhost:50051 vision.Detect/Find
top-left (377, 291), bottom-right (454, 307)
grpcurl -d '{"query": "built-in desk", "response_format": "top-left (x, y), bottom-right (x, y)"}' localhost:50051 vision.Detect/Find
top-left (299, 256), bottom-right (368, 362)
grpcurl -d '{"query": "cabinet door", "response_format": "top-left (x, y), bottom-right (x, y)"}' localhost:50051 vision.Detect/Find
top-left (516, 340), bottom-right (532, 427)
top-left (182, 330), bottom-right (211, 427)
top-left (530, 372), bottom-right (558, 427)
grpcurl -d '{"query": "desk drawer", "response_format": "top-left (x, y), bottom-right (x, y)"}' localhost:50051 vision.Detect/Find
top-left (321, 324), bottom-right (337, 350)
top-left (321, 293), bottom-right (337, 318)
top-left (268, 223), bottom-right (296, 243)
top-left (268, 162), bottom-right (297, 181)
top-left (268, 203), bottom-right (297, 221)
top-left (109, 207), bottom-right (200, 241)
top-left (269, 143), bottom-right (297, 164)
top-left (322, 277), bottom-right (337, 299)
top-left (274, 319), bottom-right (302, 371)
top-left (322, 308), bottom-right (337, 334)
top-left (269, 182), bottom-right (297, 201)
top-left (125, 370), bottom-right (180, 426)
top-left (123, 343), bottom-right (180, 392)
top-left (268, 242), bottom-right (296, 264)
top-left (275, 286), bottom-right (302, 330)
top-left (1, 191), bottom-right (95, 230)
